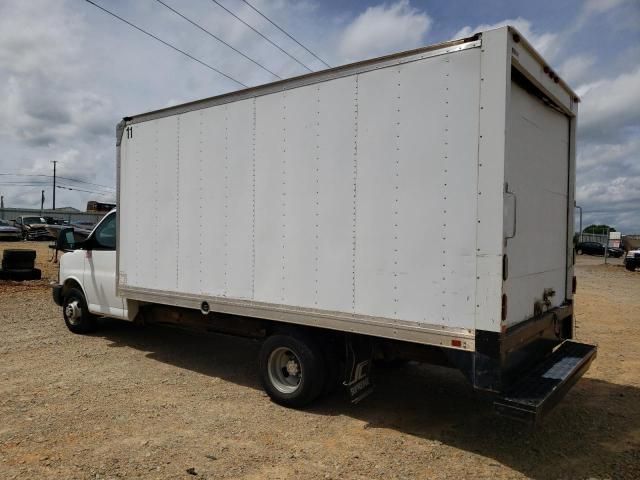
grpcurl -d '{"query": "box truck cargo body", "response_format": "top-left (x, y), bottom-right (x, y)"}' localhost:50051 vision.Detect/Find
top-left (53, 27), bottom-right (595, 423)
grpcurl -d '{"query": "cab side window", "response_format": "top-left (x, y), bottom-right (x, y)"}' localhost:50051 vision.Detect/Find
top-left (93, 213), bottom-right (116, 250)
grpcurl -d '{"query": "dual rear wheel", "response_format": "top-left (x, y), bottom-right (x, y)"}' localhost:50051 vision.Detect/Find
top-left (259, 332), bottom-right (332, 408)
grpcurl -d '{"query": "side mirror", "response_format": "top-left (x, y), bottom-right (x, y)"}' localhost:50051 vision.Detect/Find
top-left (56, 227), bottom-right (77, 251)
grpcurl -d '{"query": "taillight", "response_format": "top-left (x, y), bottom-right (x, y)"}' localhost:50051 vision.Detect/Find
top-left (572, 276), bottom-right (577, 294)
top-left (501, 294), bottom-right (508, 321)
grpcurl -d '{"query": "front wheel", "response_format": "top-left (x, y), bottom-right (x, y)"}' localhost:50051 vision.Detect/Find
top-left (259, 332), bottom-right (326, 408)
top-left (576, 249), bottom-right (583, 255)
top-left (62, 287), bottom-right (97, 334)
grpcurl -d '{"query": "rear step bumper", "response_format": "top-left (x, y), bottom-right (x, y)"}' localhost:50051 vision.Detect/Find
top-left (494, 341), bottom-right (597, 424)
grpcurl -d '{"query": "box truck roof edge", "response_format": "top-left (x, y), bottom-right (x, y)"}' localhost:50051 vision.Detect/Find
top-left (117, 26), bottom-right (579, 131)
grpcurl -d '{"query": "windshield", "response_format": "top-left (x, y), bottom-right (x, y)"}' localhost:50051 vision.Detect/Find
top-left (23, 217), bottom-right (46, 224)
top-left (0, 219), bottom-right (10, 227)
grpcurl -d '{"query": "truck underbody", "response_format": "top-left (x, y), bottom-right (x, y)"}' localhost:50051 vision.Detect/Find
top-left (127, 300), bottom-right (595, 424)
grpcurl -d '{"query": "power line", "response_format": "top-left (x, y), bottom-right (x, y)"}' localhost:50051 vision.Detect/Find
top-left (0, 182), bottom-right (111, 196)
top-left (239, 0), bottom-right (331, 69)
top-left (57, 176), bottom-right (114, 191)
top-left (0, 174), bottom-right (115, 191)
top-left (209, 0), bottom-right (313, 73)
top-left (56, 185), bottom-right (110, 196)
top-left (83, 0), bottom-right (247, 88)
top-left (154, 0), bottom-right (281, 80)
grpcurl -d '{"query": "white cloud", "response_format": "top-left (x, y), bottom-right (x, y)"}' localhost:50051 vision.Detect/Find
top-left (559, 54), bottom-right (595, 86)
top-left (577, 176), bottom-right (640, 204)
top-left (584, 0), bottom-right (625, 15)
top-left (577, 66), bottom-right (640, 140)
top-left (0, 0), bottom-right (326, 210)
top-left (338, 1), bottom-right (431, 62)
top-left (453, 18), bottom-right (558, 60)
top-left (577, 137), bottom-right (640, 171)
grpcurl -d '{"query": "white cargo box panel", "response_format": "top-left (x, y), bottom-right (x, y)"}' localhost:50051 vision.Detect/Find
top-left (117, 27), bottom-right (578, 352)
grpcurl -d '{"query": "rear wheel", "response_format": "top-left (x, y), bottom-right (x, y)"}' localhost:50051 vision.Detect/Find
top-left (259, 332), bottom-right (326, 408)
top-left (576, 248), bottom-right (583, 255)
top-left (63, 287), bottom-right (97, 334)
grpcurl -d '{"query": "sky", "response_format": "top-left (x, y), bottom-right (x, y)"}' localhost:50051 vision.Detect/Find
top-left (0, 0), bottom-right (638, 231)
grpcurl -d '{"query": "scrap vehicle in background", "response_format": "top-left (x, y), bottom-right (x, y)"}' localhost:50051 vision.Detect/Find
top-left (575, 241), bottom-right (624, 258)
top-left (52, 26), bottom-right (596, 425)
top-left (0, 219), bottom-right (22, 241)
top-left (12, 216), bottom-right (54, 241)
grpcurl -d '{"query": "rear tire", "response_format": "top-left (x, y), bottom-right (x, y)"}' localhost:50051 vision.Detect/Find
top-left (576, 249), bottom-right (583, 255)
top-left (259, 332), bottom-right (326, 408)
top-left (62, 287), bottom-right (97, 334)
top-left (626, 262), bottom-right (636, 272)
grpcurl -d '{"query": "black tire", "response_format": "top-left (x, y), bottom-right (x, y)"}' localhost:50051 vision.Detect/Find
top-left (0, 268), bottom-right (41, 281)
top-left (626, 263), bottom-right (636, 272)
top-left (2, 249), bottom-right (36, 262)
top-left (259, 332), bottom-right (326, 408)
top-left (2, 257), bottom-right (35, 270)
top-left (62, 287), bottom-right (97, 334)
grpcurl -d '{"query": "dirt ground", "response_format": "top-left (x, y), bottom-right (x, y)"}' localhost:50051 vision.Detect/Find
top-left (0, 242), bottom-right (638, 480)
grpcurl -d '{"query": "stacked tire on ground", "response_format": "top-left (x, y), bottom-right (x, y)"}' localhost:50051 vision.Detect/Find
top-left (0, 249), bottom-right (41, 281)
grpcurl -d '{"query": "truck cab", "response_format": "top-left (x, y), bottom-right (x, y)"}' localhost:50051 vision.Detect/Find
top-left (52, 209), bottom-right (127, 332)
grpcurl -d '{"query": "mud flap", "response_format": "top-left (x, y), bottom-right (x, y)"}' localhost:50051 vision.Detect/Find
top-left (343, 335), bottom-right (374, 403)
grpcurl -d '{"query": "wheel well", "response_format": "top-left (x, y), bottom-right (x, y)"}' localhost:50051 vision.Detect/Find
top-left (62, 279), bottom-right (83, 298)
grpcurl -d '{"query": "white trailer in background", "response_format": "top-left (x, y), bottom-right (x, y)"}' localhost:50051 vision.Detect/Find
top-left (54, 26), bottom-right (595, 423)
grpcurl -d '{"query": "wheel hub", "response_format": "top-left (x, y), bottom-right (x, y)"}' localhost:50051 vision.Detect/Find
top-left (267, 347), bottom-right (303, 394)
top-left (285, 359), bottom-right (300, 376)
top-left (65, 300), bottom-right (82, 325)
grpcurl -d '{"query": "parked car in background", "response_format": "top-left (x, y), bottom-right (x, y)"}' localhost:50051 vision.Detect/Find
top-left (575, 241), bottom-right (624, 258)
top-left (43, 216), bottom-right (66, 225)
top-left (625, 249), bottom-right (640, 271)
top-left (12, 216), bottom-right (54, 241)
top-left (0, 219), bottom-right (22, 241)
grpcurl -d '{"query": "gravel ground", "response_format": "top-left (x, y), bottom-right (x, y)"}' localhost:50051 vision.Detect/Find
top-left (0, 242), bottom-right (639, 479)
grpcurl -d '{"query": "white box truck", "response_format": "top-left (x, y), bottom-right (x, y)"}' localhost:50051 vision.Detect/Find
top-left (53, 26), bottom-right (595, 423)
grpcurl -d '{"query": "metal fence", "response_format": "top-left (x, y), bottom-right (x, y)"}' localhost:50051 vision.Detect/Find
top-left (0, 207), bottom-right (105, 225)
top-left (578, 233), bottom-right (608, 244)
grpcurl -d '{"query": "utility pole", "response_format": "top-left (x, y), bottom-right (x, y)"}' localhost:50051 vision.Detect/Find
top-left (51, 160), bottom-right (58, 210)
top-left (40, 190), bottom-right (45, 215)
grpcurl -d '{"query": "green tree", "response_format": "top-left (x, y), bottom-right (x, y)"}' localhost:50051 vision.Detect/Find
top-left (583, 224), bottom-right (616, 235)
